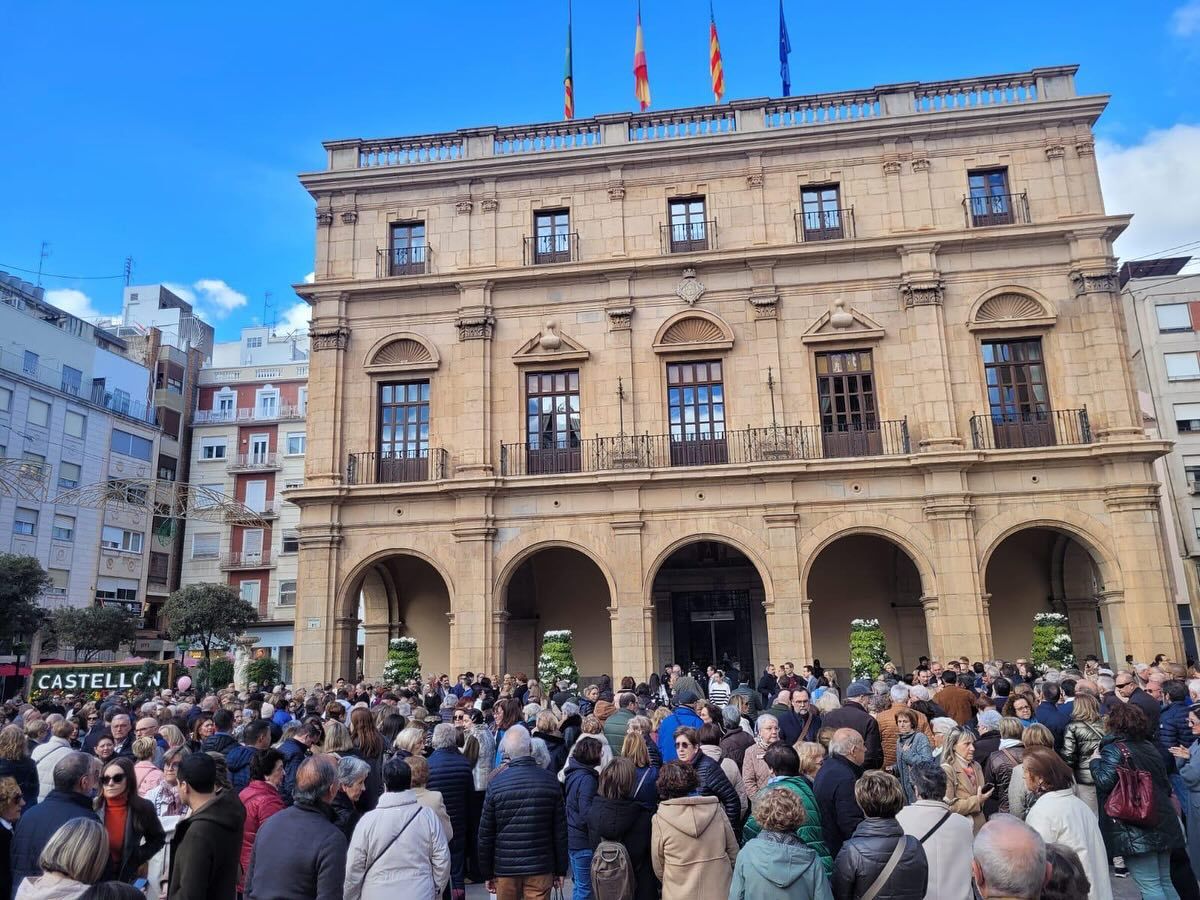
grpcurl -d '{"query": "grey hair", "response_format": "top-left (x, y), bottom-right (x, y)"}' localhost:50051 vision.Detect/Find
top-left (721, 706), bottom-right (741, 728)
top-left (1188, 679), bottom-right (1200, 702)
top-left (530, 737), bottom-right (551, 770)
top-left (523, 703), bottom-right (542, 721)
top-left (500, 725), bottom-right (532, 759)
top-left (432, 722), bottom-right (457, 750)
top-left (53, 751), bottom-right (99, 792)
top-left (1096, 674), bottom-right (1115, 693)
top-left (336, 754), bottom-right (371, 786)
top-left (910, 685), bottom-right (931, 702)
top-left (561, 701), bottom-right (580, 718)
top-left (930, 716), bottom-right (957, 735)
top-left (829, 730), bottom-right (864, 757)
top-left (293, 755), bottom-right (339, 805)
top-left (985, 666), bottom-right (1001, 678)
top-left (889, 684), bottom-right (910, 704)
top-left (973, 814), bottom-right (1047, 899)
top-left (279, 719), bottom-right (303, 742)
top-left (755, 714), bottom-right (778, 734)
top-left (909, 760), bottom-right (946, 800)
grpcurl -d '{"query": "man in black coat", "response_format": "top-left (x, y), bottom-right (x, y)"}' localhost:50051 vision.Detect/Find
top-left (427, 723), bottom-right (474, 897)
top-left (168, 753), bottom-right (246, 900)
top-left (478, 727), bottom-right (567, 897)
top-left (277, 716), bottom-right (324, 806)
top-left (9, 752), bottom-right (99, 896)
top-left (814, 728), bottom-right (867, 858)
top-left (822, 682), bottom-right (884, 770)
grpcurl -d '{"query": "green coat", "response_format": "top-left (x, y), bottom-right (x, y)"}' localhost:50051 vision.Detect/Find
top-left (729, 833), bottom-right (833, 900)
top-left (743, 775), bottom-right (833, 876)
top-left (603, 709), bottom-right (635, 755)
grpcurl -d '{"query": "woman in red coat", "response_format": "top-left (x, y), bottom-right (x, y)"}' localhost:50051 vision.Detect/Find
top-left (237, 748), bottom-right (286, 893)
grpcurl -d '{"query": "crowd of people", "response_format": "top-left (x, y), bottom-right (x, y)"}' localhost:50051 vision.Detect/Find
top-left (0, 652), bottom-right (1197, 899)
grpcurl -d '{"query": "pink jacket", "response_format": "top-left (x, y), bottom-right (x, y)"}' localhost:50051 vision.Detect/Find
top-left (135, 760), bottom-right (164, 797)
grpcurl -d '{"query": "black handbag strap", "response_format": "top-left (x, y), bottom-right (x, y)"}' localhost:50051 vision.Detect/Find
top-left (919, 810), bottom-right (953, 844)
top-left (363, 809), bottom-right (420, 880)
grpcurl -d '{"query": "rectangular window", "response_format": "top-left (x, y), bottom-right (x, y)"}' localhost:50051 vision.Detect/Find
top-left (666, 360), bottom-right (727, 465)
top-left (241, 529), bottom-right (264, 559)
top-left (799, 185), bottom-right (845, 241)
top-left (60, 365), bottom-right (82, 396)
top-left (111, 389), bottom-right (131, 415)
top-left (48, 568), bottom-right (69, 594)
top-left (1186, 455), bottom-right (1200, 487)
top-left (14, 507), bottom-right (38, 536)
top-left (377, 381), bottom-right (431, 481)
top-left (157, 455), bottom-right (177, 482)
top-left (967, 168), bottom-right (1015, 226)
top-left (95, 578), bottom-right (139, 611)
top-left (1157, 303), bottom-right (1193, 333)
top-left (532, 209), bottom-right (572, 264)
top-left (216, 392), bottom-right (235, 415)
top-left (240, 580), bottom-right (261, 608)
top-left (525, 370), bottom-right (581, 473)
top-left (149, 552), bottom-right (170, 583)
top-left (101, 526), bottom-right (143, 553)
top-left (815, 351), bottom-right (882, 457)
top-left (64, 410), bottom-right (86, 439)
top-left (1177, 404), bottom-right (1200, 434)
top-left (388, 221), bottom-right (427, 276)
top-left (284, 478), bottom-right (304, 490)
top-left (1193, 509), bottom-right (1200, 540)
top-left (111, 429), bottom-right (153, 461)
top-left (28, 398), bottom-right (50, 427)
top-left (282, 533), bottom-right (300, 554)
top-left (23, 351), bottom-right (38, 376)
top-left (298, 388), bottom-right (308, 415)
top-left (0, 386), bottom-right (10, 412)
top-left (58, 461), bottom-right (81, 489)
top-left (1165, 352), bottom-right (1200, 380)
top-left (981, 339), bottom-right (1054, 449)
top-left (51, 515), bottom-right (75, 542)
top-left (278, 580), bottom-right (297, 606)
top-left (667, 197), bottom-right (710, 253)
top-left (285, 432), bottom-right (306, 455)
top-left (191, 532), bottom-right (220, 558)
top-left (256, 390), bottom-right (278, 419)
top-left (246, 336), bottom-right (263, 349)
top-left (200, 437), bottom-right (227, 460)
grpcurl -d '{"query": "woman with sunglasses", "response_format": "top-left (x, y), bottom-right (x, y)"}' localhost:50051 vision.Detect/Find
top-left (94, 757), bottom-right (164, 884)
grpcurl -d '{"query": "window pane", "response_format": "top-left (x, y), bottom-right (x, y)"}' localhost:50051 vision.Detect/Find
top-left (1166, 352), bottom-right (1200, 379)
top-left (1157, 304), bottom-right (1192, 331)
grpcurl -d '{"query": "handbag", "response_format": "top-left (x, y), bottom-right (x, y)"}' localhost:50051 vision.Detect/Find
top-left (1103, 742), bottom-right (1156, 828)
top-left (860, 836), bottom-right (907, 900)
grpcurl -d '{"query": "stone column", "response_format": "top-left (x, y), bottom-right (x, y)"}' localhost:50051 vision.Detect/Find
top-left (606, 275), bottom-right (636, 434)
top-left (332, 616), bottom-right (360, 682)
top-left (765, 507), bottom-right (808, 664)
top-left (451, 517), bottom-right (496, 676)
top-left (361, 623), bottom-right (392, 682)
top-left (1097, 589), bottom-right (1130, 663)
top-left (292, 518), bottom-right (342, 685)
top-left (747, 261), bottom-right (783, 429)
top-left (1063, 598), bottom-right (1102, 661)
top-left (746, 163), bottom-right (768, 246)
top-left (923, 496), bottom-right (988, 662)
top-left (609, 518), bottom-right (651, 679)
top-left (897, 247), bottom-right (960, 450)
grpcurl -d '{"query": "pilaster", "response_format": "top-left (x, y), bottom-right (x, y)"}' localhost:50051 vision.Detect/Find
top-left (292, 520), bottom-right (342, 684)
top-left (922, 491), bottom-right (987, 661)
top-left (897, 245), bottom-right (960, 450)
top-left (451, 516), bottom-right (496, 675)
top-left (763, 507), bottom-right (807, 664)
top-left (454, 280), bottom-right (495, 475)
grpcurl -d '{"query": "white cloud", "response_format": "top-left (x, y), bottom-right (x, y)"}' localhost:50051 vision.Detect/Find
top-left (1171, 1), bottom-right (1200, 36)
top-left (279, 301), bottom-right (312, 333)
top-left (303, 271), bottom-right (315, 284)
top-left (44, 288), bottom-right (116, 321)
top-left (1097, 124), bottom-right (1200, 262)
top-left (164, 279), bottom-right (248, 320)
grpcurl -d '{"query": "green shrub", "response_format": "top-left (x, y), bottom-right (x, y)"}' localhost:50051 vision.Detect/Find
top-left (1031, 612), bottom-right (1075, 668)
top-left (199, 658), bottom-right (234, 692)
top-left (383, 637), bottom-right (420, 685)
top-left (538, 630), bottom-right (579, 688)
top-left (849, 618), bottom-right (890, 681)
top-left (245, 656), bottom-right (281, 688)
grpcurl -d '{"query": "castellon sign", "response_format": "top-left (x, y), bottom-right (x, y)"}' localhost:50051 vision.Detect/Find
top-left (28, 661), bottom-right (174, 699)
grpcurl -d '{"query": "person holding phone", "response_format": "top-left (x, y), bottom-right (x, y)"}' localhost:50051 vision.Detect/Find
top-left (939, 728), bottom-right (991, 833)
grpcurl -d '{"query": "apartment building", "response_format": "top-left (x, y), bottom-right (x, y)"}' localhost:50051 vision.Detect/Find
top-left (0, 272), bottom-right (162, 657)
top-left (180, 325), bottom-right (308, 681)
top-left (290, 66), bottom-right (1179, 684)
top-left (1122, 258), bottom-right (1200, 657)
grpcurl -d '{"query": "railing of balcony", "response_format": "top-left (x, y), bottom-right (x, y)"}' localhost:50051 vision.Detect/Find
top-left (194, 406), bottom-right (304, 424)
top-left (524, 233), bottom-right (579, 266)
top-left (346, 449), bottom-right (448, 485)
top-left (229, 453), bottom-right (280, 470)
top-left (962, 192), bottom-right (1030, 228)
top-left (375, 245), bottom-right (431, 277)
top-left (0, 347), bottom-right (158, 424)
top-left (220, 551), bottom-right (273, 569)
top-left (500, 421), bottom-right (910, 475)
top-left (795, 208), bottom-right (855, 242)
top-left (661, 221), bottom-right (717, 254)
top-left (969, 408), bottom-right (1090, 450)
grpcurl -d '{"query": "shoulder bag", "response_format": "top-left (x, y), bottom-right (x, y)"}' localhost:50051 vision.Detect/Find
top-left (1103, 742), bottom-right (1156, 828)
top-left (362, 810), bottom-right (420, 881)
top-left (918, 810), bottom-right (953, 844)
top-left (860, 836), bottom-right (908, 900)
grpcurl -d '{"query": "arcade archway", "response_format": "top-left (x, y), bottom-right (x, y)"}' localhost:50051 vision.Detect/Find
top-left (350, 553), bottom-right (452, 682)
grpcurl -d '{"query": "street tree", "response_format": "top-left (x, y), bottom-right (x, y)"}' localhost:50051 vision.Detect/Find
top-left (164, 583), bottom-right (259, 677)
top-left (51, 605), bottom-right (139, 662)
top-left (0, 555), bottom-right (51, 659)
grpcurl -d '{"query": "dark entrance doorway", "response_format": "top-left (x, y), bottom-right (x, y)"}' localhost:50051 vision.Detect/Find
top-left (672, 590), bottom-right (753, 672)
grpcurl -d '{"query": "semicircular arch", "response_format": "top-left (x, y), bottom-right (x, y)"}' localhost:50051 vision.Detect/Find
top-left (362, 331), bottom-right (441, 371)
top-left (798, 512), bottom-right (937, 599)
top-left (976, 510), bottom-right (1120, 591)
top-left (967, 284), bottom-right (1055, 327)
top-left (652, 308), bottom-right (735, 348)
top-left (642, 525), bottom-right (775, 606)
top-left (493, 535), bottom-right (618, 611)
top-left (337, 545), bottom-right (457, 620)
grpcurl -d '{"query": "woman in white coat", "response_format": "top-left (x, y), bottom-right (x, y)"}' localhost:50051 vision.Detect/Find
top-left (344, 756), bottom-right (450, 900)
top-left (1022, 748), bottom-right (1112, 900)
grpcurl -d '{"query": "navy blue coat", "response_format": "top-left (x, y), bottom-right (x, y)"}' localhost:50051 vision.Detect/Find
top-left (9, 790), bottom-right (98, 897)
top-left (1035, 701), bottom-right (1070, 750)
top-left (426, 747), bottom-right (473, 849)
top-left (478, 756), bottom-right (568, 879)
top-left (563, 759), bottom-right (599, 852)
top-left (1160, 700), bottom-right (1191, 755)
top-left (813, 753), bottom-right (865, 859)
top-left (277, 737), bottom-right (309, 806)
top-left (225, 744), bottom-right (257, 793)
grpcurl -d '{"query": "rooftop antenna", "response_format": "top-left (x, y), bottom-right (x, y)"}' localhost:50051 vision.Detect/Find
top-left (263, 291), bottom-right (276, 334)
top-left (123, 256), bottom-right (134, 286)
top-left (35, 242), bottom-right (51, 286)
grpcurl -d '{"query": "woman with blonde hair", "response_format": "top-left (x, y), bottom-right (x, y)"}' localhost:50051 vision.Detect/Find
top-left (0, 726), bottom-right (37, 809)
top-left (1009, 723), bottom-right (1056, 820)
top-left (131, 738), bottom-right (162, 797)
top-left (620, 727), bottom-right (660, 812)
top-left (319, 720), bottom-right (354, 756)
top-left (392, 726), bottom-right (427, 759)
top-left (1061, 692), bottom-right (1105, 812)
top-left (157, 724), bottom-right (185, 752)
top-left (15, 818), bottom-right (108, 899)
top-left (940, 727), bottom-right (991, 832)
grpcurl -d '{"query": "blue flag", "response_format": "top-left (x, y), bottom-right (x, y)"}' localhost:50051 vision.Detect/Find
top-left (779, 0), bottom-right (792, 96)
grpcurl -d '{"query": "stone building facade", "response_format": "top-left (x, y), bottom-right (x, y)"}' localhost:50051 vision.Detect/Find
top-left (291, 65), bottom-right (1181, 685)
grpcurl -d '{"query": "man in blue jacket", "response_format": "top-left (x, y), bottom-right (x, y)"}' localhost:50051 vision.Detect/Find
top-left (427, 723), bottom-right (474, 899)
top-left (657, 690), bottom-right (704, 764)
top-left (9, 752), bottom-right (99, 896)
top-left (1034, 682), bottom-right (1069, 751)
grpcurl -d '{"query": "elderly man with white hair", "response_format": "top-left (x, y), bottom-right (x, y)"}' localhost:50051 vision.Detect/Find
top-left (876, 682), bottom-right (932, 770)
top-left (813, 728), bottom-right (866, 857)
top-left (427, 721), bottom-right (473, 898)
top-left (972, 814), bottom-right (1049, 899)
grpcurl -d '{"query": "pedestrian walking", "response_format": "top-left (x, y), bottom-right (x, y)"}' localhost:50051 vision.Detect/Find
top-left (650, 761), bottom-right (738, 900)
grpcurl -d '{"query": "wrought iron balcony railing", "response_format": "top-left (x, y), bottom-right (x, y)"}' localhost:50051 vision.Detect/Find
top-left (346, 449), bottom-right (449, 485)
top-left (661, 220), bottom-right (717, 254)
top-left (969, 407), bottom-right (1091, 450)
top-left (962, 192), bottom-right (1030, 228)
top-left (523, 232), bottom-right (579, 265)
top-left (795, 207), bottom-right (855, 242)
top-left (375, 245), bottom-right (430, 277)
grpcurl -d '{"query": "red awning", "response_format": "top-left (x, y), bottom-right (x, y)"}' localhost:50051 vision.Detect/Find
top-left (0, 665), bottom-right (31, 677)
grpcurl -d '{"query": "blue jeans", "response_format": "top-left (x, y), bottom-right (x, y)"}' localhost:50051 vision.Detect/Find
top-left (569, 849), bottom-right (593, 900)
top-left (1127, 851), bottom-right (1181, 900)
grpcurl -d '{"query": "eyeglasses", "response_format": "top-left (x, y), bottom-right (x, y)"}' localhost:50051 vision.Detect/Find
top-left (1115, 681), bottom-right (1133, 688)
top-left (674, 741), bottom-right (691, 748)
top-left (101, 773), bottom-right (125, 786)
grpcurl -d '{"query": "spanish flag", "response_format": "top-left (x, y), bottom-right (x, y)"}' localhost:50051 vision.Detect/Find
top-left (563, 2), bottom-right (574, 120)
top-left (709, 3), bottom-right (725, 104)
top-left (633, 2), bottom-right (651, 111)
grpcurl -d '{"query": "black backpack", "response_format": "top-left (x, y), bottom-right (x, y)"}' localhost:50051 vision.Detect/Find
top-left (591, 840), bottom-right (635, 900)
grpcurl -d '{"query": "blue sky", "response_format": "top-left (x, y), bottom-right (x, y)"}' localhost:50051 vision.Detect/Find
top-left (2, 1), bottom-right (1198, 339)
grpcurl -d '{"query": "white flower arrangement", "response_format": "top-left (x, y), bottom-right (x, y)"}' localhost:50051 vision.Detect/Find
top-left (543, 630), bottom-right (573, 640)
top-left (388, 637), bottom-right (418, 650)
top-left (1033, 612), bottom-right (1068, 626)
top-left (850, 618), bottom-right (881, 629)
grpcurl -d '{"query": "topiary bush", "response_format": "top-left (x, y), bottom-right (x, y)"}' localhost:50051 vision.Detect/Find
top-left (1031, 612), bottom-right (1075, 669)
top-left (538, 629), bottom-right (579, 689)
top-left (246, 656), bottom-right (281, 689)
top-left (383, 637), bottom-right (420, 685)
top-left (198, 657), bottom-right (234, 693)
top-left (849, 618), bottom-right (890, 681)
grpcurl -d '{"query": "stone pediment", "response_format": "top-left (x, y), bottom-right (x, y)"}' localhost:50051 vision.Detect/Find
top-left (364, 333), bottom-right (440, 373)
top-left (512, 321), bottom-right (590, 365)
top-left (800, 299), bottom-right (885, 345)
top-left (967, 287), bottom-right (1056, 332)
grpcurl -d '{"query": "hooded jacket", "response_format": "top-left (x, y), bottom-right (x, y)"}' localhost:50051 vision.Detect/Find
top-left (832, 817), bottom-right (928, 900)
top-left (657, 706), bottom-right (703, 763)
top-left (743, 775), bottom-right (833, 876)
top-left (730, 832), bottom-right (834, 900)
top-left (224, 744), bottom-right (258, 793)
top-left (563, 758), bottom-right (599, 851)
top-left (168, 789), bottom-right (247, 900)
top-left (343, 792), bottom-right (449, 900)
top-left (586, 794), bottom-right (656, 900)
top-left (650, 795), bottom-right (738, 900)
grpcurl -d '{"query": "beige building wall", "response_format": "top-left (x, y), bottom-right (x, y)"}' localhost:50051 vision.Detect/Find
top-left (290, 67), bottom-right (1182, 684)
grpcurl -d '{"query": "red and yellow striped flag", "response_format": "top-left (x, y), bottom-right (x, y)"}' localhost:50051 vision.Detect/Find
top-left (709, 4), bottom-right (725, 104)
top-left (633, 3), bottom-right (651, 111)
top-left (564, 3), bottom-right (574, 119)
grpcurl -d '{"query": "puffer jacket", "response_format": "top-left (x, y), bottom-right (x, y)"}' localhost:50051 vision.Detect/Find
top-left (200, 732), bottom-right (238, 755)
top-left (586, 795), bottom-right (657, 900)
top-left (426, 747), bottom-right (473, 850)
top-left (731, 832), bottom-right (834, 900)
top-left (0, 757), bottom-right (39, 809)
top-left (1062, 721), bottom-right (1105, 785)
top-left (1090, 734), bottom-right (1185, 857)
top-left (343, 792), bottom-right (449, 900)
top-left (537, 732), bottom-right (569, 773)
top-left (477, 755), bottom-right (568, 879)
top-left (224, 744), bottom-right (257, 793)
top-left (238, 779), bottom-right (285, 891)
top-left (832, 817), bottom-right (928, 900)
top-left (31, 739), bottom-right (72, 802)
top-left (1160, 700), bottom-right (1191, 756)
top-left (277, 736), bottom-right (309, 806)
top-left (689, 751), bottom-right (741, 829)
top-left (563, 758), bottom-right (599, 852)
top-left (982, 742), bottom-right (1023, 815)
top-left (743, 775), bottom-right (833, 876)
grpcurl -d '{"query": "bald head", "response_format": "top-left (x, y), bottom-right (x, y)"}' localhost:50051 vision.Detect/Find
top-left (829, 727), bottom-right (865, 764)
top-left (774, 690), bottom-right (791, 706)
top-left (972, 814), bottom-right (1047, 898)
